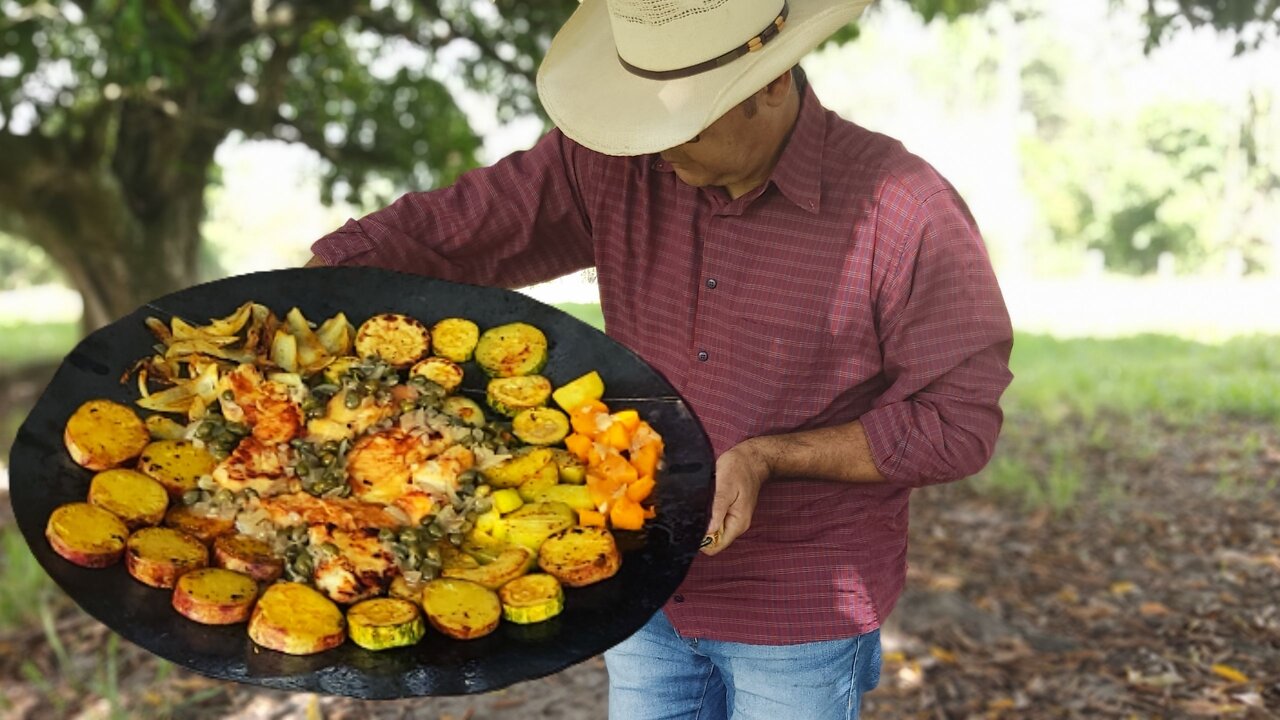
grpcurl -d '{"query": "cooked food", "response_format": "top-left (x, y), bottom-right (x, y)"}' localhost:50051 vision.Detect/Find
top-left (137, 440), bottom-right (218, 499)
top-left (421, 578), bottom-right (502, 640)
top-left (499, 574), bottom-right (565, 624)
top-left (64, 399), bottom-right (150, 471)
top-left (172, 567), bottom-right (259, 624)
top-left (347, 597), bottom-right (426, 650)
top-left (475, 322), bottom-right (547, 377)
top-left (213, 533), bottom-right (284, 582)
top-left (538, 526), bottom-right (622, 587)
top-left (46, 502), bottom-right (130, 568)
top-left (88, 469), bottom-right (169, 529)
top-left (354, 313), bottom-right (430, 367)
top-left (430, 318), bottom-right (480, 362)
top-left (249, 582), bottom-right (346, 655)
top-left (51, 302), bottom-right (665, 655)
top-left (486, 375), bottom-right (552, 417)
top-left (125, 526), bottom-right (209, 588)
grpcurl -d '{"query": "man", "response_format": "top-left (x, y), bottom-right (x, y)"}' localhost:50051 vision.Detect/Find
top-left (308, 0), bottom-right (1013, 717)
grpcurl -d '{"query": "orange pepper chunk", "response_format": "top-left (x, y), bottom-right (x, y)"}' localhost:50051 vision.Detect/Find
top-left (626, 475), bottom-right (655, 503)
top-left (599, 453), bottom-right (638, 487)
top-left (611, 409), bottom-right (641, 434)
top-left (564, 433), bottom-right (593, 463)
top-left (576, 508), bottom-right (607, 527)
top-left (569, 400), bottom-right (610, 438)
top-left (586, 470), bottom-right (621, 509)
top-left (601, 421), bottom-right (631, 452)
top-left (610, 496), bottom-right (645, 530)
top-left (630, 442), bottom-right (660, 479)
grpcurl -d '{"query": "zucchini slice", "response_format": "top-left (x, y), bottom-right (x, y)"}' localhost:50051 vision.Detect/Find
top-left (486, 375), bottom-right (552, 417)
top-left (442, 396), bottom-right (487, 428)
top-left (354, 312), bottom-right (430, 367)
top-left (347, 597), bottom-right (426, 650)
top-left (410, 356), bottom-right (465, 394)
top-left (499, 573), bottom-right (565, 624)
top-left (431, 318), bottom-right (480, 363)
top-left (512, 407), bottom-right (570, 446)
top-left (475, 322), bottom-right (548, 377)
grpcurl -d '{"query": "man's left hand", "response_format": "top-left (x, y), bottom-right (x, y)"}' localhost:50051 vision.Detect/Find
top-left (702, 439), bottom-right (772, 556)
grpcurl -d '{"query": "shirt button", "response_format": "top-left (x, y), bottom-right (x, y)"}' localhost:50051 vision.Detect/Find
top-left (705, 278), bottom-right (717, 289)
top-left (673, 594), bottom-right (685, 603)
top-left (697, 351), bottom-right (709, 362)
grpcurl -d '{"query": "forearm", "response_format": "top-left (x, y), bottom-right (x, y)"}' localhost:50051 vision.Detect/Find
top-left (743, 419), bottom-right (885, 485)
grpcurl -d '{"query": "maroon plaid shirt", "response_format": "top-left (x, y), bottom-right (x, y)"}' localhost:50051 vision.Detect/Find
top-left (313, 85), bottom-right (1013, 644)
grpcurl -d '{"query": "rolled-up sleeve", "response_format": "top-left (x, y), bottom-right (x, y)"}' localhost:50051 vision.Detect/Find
top-left (860, 185), bottom-right (1014, 487)
top-left (311, 129), bottom-right (596, 288)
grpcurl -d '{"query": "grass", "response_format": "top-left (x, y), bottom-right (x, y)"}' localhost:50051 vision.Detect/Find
top-left (0, 526), bottom-right (57, 630)
top-left (0, 321), bottom-right (78, 367)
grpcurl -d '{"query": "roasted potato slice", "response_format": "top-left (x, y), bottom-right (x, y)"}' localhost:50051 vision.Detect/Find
top-left (475, 322), bottom-right (547, 377)
top-left (46, 502), bottom-right (130, 568)
top-left (163, 504), bottom-right (235, 544)
top-left (137, 440), bottom-right (218, 499)
top-left (499, 573), bottom-right (565, 625)
top-left (88, 468), bottom-right (169, 529)
top-left (172, 567), bottom-right (258, 625)
top-left (249, 582), bottom-right (347, 655)
top-left (503, 501), bottom-right (577, 552)
top-left (347, 597), bottom-right (426, 650)
top-left (64, 399), bottom-right (150, 471)
top-left (537, 526), bottom-right (622, 588)
top-left (482, 448), bottom-right (555, 489)
top-left (442, 546), bottom-right (533, 590)
top-left (354, 313), bottom-right (430, 367)
top-left (125, 526), bottom-right (210, 588)
top-left (213, 534), bottom-right (284, 582)
top-left (421, 578), bottom-right (501, 640)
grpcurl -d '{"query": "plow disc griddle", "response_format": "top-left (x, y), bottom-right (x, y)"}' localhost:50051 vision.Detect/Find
top-left (9, 267), bottom-right (713, 699)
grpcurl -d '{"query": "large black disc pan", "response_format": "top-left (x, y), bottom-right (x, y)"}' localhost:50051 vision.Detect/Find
top-left (10, 267), bottom-right (713, 699)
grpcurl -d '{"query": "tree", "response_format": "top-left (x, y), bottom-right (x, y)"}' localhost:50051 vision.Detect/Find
top-left (1, 0), bottom-right (1277, 331)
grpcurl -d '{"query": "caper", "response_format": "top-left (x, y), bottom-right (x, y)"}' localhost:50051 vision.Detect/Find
top-left (474, 497), bottom-right (493, 514)
top-left (474, 484), bottom-right (492, 498)
top-left (226, 422), bottom-right (249, 436)
top-left (398, 528), bottom-right (419, 546)
top-left (391, 542), bottom-right (410, 561)
top-left (425, 545), bottom-right (442, 564)
top-left (213, 489), bottom-right (234, 506)
top-left (378, 528), bottom-right (396, 544)
top-left (421, 566), bottom-right (439, 581)
top-left (317, 542), bottom-right (339, 558)
top-left (405, 547), bottom-right (422, 569)
top-left (399, 400), bottom-right (416, 414)
top-left (320, 452), bottom-right (336, 466)
top-left (242, 487), bottom-right (259, 500)
top-left (295, 463), bottom-right (311, 478)
top-left (408, 375), bottom-right (427, 388)
top-left (293, 553), bottom-right (314, 577)
top-left (344, 392), bottom-right (361, 409)
top-left (290, 525), bottom-right (308, 543)
top-left (447, 532), bottom-right (463, 546)
top-left (374, 390), bottom-right (390, 404)
top-left (195, 423), bottom-right (213, 439)
top-left (182, 490), bottom-right (202, 506)
top-left (221, 390), bottom-right (235, 402)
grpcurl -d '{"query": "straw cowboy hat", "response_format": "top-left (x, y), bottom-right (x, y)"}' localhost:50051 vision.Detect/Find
top-left (537, 0), bottom-right (875, 156)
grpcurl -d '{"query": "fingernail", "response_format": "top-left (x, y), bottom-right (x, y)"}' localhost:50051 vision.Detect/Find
top-left (700, 535), bottom-right (714, 548)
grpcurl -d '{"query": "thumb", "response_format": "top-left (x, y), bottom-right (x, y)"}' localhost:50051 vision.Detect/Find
top-left (702, 460), bottom-right (733, 548)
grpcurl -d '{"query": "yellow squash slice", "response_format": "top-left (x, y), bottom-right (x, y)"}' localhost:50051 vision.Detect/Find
top-left (410, 356), bottom-right (465, 393)
top-left (430, 318), bottom-right (480, 362)
top-left (354, 313), bottom-right (430, 367)
top-left (172, 567), bottom-right (259, 625)
top-left (512, 407), bottom-right (571, 446)
top-left (46, 502), bottom-right (130, 568)
top-left (475, 322), bottom-right (547, 377)
top-left (486, 375), bottom-right (552, 417)
top-left (88, 468), bottom-right (169, 529)
top-left (249, 582), bottom-right (346, 655)
top-left (420, 578), bottom-right (501, 640)
top-left (347, 597), bottom-right (426, 650)
top-left (64, 399), bottom-right (150, 471)
top-left (499, 573), bottom-right (565, 625)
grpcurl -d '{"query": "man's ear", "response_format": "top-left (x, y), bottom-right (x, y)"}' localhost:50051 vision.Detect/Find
top-left (762, 69), bottom-right (794, 107)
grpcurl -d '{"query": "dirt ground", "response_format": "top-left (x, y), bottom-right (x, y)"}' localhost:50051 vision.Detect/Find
top-left (2, 414), bottom-right (1278, 719)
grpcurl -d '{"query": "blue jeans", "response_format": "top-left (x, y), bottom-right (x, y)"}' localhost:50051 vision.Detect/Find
top-left (605, 611), bottom-right (881, 720)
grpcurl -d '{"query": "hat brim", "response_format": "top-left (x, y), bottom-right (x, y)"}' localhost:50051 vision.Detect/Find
top-left (537, 0), bottom-right (872, 156)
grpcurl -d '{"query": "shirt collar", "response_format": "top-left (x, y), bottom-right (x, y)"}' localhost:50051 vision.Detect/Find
top-left (767, 83), bottom-right (826, 215)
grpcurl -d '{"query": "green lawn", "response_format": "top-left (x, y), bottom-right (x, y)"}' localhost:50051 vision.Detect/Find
top-left (0, 321), bottom-right (78, 367)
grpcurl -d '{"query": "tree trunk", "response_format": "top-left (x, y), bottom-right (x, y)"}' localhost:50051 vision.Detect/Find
top-left (0, 101), bottom-right (223, 334)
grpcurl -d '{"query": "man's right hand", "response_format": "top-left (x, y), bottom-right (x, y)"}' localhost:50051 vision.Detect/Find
top-left (304, 255), bottom-right (327, 268)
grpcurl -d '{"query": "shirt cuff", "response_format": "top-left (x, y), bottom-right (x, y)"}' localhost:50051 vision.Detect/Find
top-left (310, 218), bottom-right (379, 266)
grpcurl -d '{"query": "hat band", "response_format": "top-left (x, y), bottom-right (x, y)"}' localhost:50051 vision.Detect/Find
top-left (617, 1), bottom-right (790, 81)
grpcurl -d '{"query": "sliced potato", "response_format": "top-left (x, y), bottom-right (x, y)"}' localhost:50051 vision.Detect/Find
top-left (125, 526), bottom-right (210, 588)
top-left (46, 502), bottom-right (129, 568)
top-left (137, 440), bottom-right (218, 499)
top-left (512, 407), bottom-right (570, 446)
top-left (249, 582), bottom-right (346, 655)
top-left (420, 578), bottom-right (501, 640)
top-left (516, 462), bottom-right (560, 502)
top-left (354, 313), bottom-right (430, 367)
top-left (347, 597), bottom-right (426, 650)
top-left (521, 483), bottom-right (594, 511)
top-left (486, 375), bottom-right (552, 417)
top-left (499, 573), bottom-right (565, 625)
top-left (163, 504), bottom-right (235, 544)
top-left (409, 356), bottom-right (465, 394)
top-left (551, 370), bottom-right (605, 413)
top-left (64, 399), bottom-right (150, 471)
top-left (482, 448), bottom-right (555, 489)
top-left (213, 533), bottom-right (284, 582)
top-left (475, 322), bottom-right (547, 377)
top-left (442, 546), bottom-right (533, 590)
top-left (503, 501), bottom-right (577, 552)
top-left (431, 318), bottom-right (480, 362)
top-left (88, 468), bottom-right (169, 529)
top-left (538, 526), bottom-right (622, 587)
top-left (172, 567), bottom-right (258, 625)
